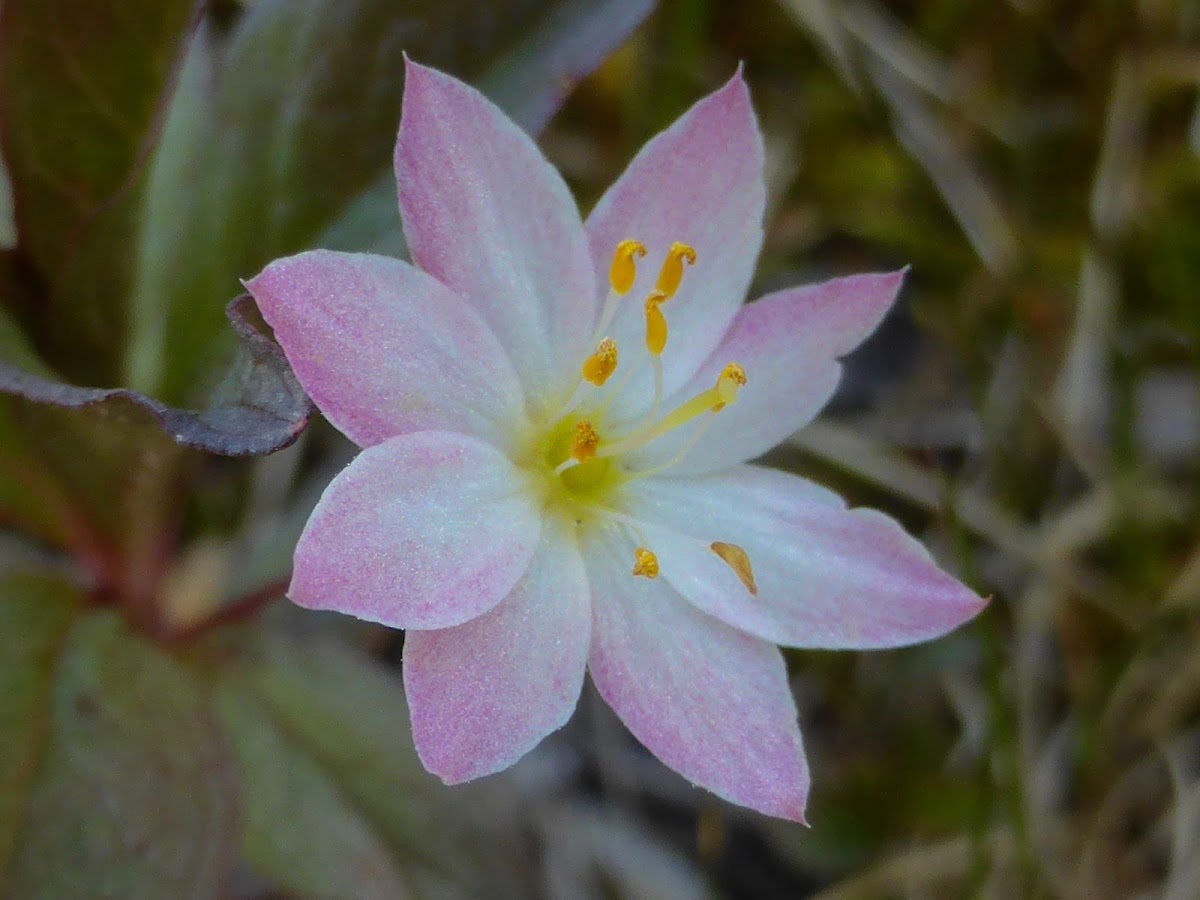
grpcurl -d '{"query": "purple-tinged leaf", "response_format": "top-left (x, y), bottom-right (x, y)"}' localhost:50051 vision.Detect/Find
top-left (0, 296), bottom-right (311, 458)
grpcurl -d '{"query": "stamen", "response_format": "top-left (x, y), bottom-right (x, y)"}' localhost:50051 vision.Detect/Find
top-left (632, 547), bottom-right (660, 579)
top-left (711, 542), bottom-right (758, 595)
top-left (643, 292), bottom-right (668, 423)
top-left (570, 420), bottom-right (601, 462)
top-left (596, 361), bottom-right (748, 459)
top-left (650, 354), bottom-right (665, 422)
top-left (610, 239), bottom-right (648, 295)
top-left (644, 291), bottom-right (669, 356)
top-left (629, 414), bottom-right (718, 479)
top-left (655, 242), bottom-right (697, 299)
top-left (712, 362), bottom-right (747, 411)
top-left (586, 240), bottom-right (648, 355)
top-left (581, 338), bottom-right (619, 386)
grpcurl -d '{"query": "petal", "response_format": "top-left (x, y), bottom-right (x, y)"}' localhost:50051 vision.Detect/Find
top-left (627, 270), bottom-right (906, 474)
top-left (586, 69), bottom-right (765, 411)
top-left (290, 431), bottom-right (541, 630)
top-left (624, 466), bottom-right (987, 649)
top-left (404, 526), bottom-right (590, 783)
top-left (247, 250), bottom-right (528, 450)
top-left (584, 530), bottom-right (809, 822)
top-left (395, 59), bottom-right (595, 405)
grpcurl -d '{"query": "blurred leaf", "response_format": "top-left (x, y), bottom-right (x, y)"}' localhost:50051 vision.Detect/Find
top-left (540, 804), bottom-right (711, 900)
top-left (216, 634), bottom-right (525, 898)
top-left (216, 688), bottom-right (409, 900)
top-left (227, 459), bottom-right (330, 600)
top-left (3, 612), bottom-right (237, 899)
top-left (0, 0), bottom-right (198, 385)
top-left (0, 298), bottom-right (136, 553)
top-left (0, 386), bottom-right (186, 596)
top-left (0, 571), bottom-right (80, 881)
top-left (865, 57), bottom-right (1017, 276)
top-left (476, 0), bottom-right (657, 136)
top-left (0, 304), bottom-right (51, 380)
top-left (0, 158), bottom-right (14, 251)
top-left (130, 0), bottom-right (654, 402)
top-left (775, 0), bottom-right (860, 91)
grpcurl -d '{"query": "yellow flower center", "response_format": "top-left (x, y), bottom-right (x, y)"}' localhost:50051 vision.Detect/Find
top-left (519, 239), bottom-right (758, 594)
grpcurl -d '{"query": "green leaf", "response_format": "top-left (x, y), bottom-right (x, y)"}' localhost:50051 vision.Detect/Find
top-left (3, 613), bottom-right (237, 899)
top-left (0, 0), bottom-right (198, 385)
top-left (216, 687), bottom-right (408, 900)
top-left (0, 153), bottom-right (15, 250)
top-left (0, 304), bottom-right (52, 380)
top-left (129, 0), bottom-right (653, 402)
top-left (216, 635), bottom-right (527, 898)
top-left (0, 572), bottom-right (80, 881)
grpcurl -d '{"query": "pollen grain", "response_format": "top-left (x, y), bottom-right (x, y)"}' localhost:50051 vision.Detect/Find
top-left (582, 338), bottom-right (619, 386)
top-left (633, 547), bottom-right (661, 579)
top-left (570, 420), bottom-right (601, 462)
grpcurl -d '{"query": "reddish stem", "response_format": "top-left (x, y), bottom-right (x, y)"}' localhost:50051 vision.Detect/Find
top-left (164, 577), bottom-right (290, 646)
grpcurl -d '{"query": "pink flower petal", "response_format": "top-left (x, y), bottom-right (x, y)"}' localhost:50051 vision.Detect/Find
top-left (247, 250), bottom-right (527, 449)
top-left (404, 526), bottom-right (590, 783)
top-left (585, 530), bottom-right (809, 822)
top-left (623, 466), bottom-right (987, 649)
top-left (290, 431), bottom-right (541, 630)
top-left (395, 59), bottom-right (595, 408)
top-left (586, 69), bottom-right (765, 412)
top-left (628, 270), bottom-right (906, 474)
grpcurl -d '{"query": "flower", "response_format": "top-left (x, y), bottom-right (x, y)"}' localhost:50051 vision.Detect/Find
top-left (246, 58), bottom-right (986, 823)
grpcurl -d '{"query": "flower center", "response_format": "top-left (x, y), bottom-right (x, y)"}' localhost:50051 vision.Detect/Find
top-left (521, 239), bottom-right (758, 595)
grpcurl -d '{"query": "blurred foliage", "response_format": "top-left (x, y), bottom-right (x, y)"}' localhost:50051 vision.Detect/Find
top-left (0, 0), bottom-right (197, 386)
top-left (6, 610), bottom-right (236, 899)
top-left (547, 0), bottom-right (1200, 895)
top-left (582, 0), bottom-right (1196, 896)
top-left (128, 0), bottom-right (654, 405)
top-left (2, 0), bottom-right (1200, 897)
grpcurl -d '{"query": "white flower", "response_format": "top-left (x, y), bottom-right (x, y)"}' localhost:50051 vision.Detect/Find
top-left (247, 60), bottom-right (985, 821)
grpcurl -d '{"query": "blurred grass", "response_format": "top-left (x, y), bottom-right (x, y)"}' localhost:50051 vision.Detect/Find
top-left (540, 0), bottom-right (1200, 896)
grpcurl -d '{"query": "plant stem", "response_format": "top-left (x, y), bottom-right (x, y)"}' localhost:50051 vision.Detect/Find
top-left (163, 577), bottom-right (289, 646)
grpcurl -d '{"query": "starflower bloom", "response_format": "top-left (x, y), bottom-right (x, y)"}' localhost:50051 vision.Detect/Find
top-left (247, 58), bottom-right (986, 822)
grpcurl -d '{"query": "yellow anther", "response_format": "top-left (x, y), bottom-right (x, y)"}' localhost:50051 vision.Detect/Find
top-left (632, 547), bottom-right (660, 579)
top-left (711, 542), bottom-right (758, 595)
top-left (582, 338), bottom-right (619, 386)
top-left (610, 239), bottom-right (647, 295)
top-left (655, 242), bottom-right (697, 299)
top-left (712, 362), bottom-right (747, 412)
top-left (644, 292), bottom-right (669, 356)
top-left (570, 420), bottom-right (601, 462)
top-left (720, 362), bottom-right (747, 387)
